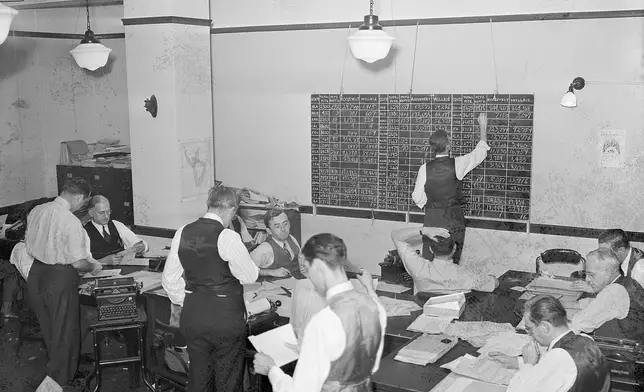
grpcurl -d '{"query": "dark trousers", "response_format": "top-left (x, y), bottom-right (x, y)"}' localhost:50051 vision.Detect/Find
top-left (422, 206), bottom-right (465, 264)
top-left (27, 259), bottom-right (80, 386)
top-left (0, 259), bottom-right (19, 305)
top-left (180, 292), bottom-right (247, 392)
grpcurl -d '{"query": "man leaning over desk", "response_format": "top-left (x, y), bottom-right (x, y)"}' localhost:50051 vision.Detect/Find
top-left (568, 248), bottom-right (644, 341)
top-left (390, 226), bottom-right (498, 295)
top-left (84, 195), bottom-right (147, 264)
top-left (491, 295), bottom-right (610, 392)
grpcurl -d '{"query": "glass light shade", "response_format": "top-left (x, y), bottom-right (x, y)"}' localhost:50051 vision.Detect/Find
top-left (70, 43), bottom-right (112, 71)
top-left (347, 29), bottom-right (395, 63)
top-left (0, 4), bottom-right (18, 46)
top-left (560, 91), bottom-right (577, 108)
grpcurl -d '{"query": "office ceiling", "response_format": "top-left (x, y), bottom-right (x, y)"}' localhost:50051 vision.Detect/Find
top-left (0, 0), bottom-right (123, 9)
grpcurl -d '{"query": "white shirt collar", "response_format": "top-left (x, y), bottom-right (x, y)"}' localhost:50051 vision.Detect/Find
top-left (203, 212), bottom-right (224, 225)
top-left (435, 153), bottom-right (449, 158)
top-left (622, 247), bottom-right (633, 273)
top-left (91, 220), bottom-right (108, 233)
top-left (325, 281), bottom-right (353, 301)
top-left (271, 236), bottom-right (288, 247)
top-left (548, 329), bottom-right (572, 351)
top-left (54, 196), bottom-right (71, 210)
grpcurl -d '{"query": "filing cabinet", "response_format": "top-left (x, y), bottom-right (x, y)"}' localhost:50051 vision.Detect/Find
top-left (56, 165), bottom-right (134, 225)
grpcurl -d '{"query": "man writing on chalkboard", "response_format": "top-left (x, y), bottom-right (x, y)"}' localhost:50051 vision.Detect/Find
top-left (411, 113), bottom-right (489, 264)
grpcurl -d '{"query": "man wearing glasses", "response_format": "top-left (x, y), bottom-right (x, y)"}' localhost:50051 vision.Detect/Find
top-left (84, 195), bottom-right (147, 264)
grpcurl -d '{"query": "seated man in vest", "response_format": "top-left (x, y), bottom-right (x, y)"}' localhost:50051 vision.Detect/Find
top-left (391, 226), bottom-right (498, 294)
top-left (569, 248), bottom-right (644, 341)
top-left (598, 229), bottom-right (644, 287)
top-left (253, 233), bottom-right (386, 392)
top-left (250, 208), bottom-right (305, 279)
top-left (84, 195), bottom-right (147, 264)
top-left (490, 295), bottom-right (610, 392)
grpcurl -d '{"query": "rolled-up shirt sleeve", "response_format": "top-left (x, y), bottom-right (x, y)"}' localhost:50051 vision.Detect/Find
top-left (63, 222), bottom-right (92, 263)
top-left (161, 226), bottom-right (187, 306)
top-left (569, 283), bottom-right (630, 334)
top-left (507, 348), bottom-right (577, 392)
top-left (250, 242), bottom-right (275, 268)
top-left (218, 229), bottom-right (259, 284)
top-left (454, 140), bottom-right (490, 180)
top-left (411, 165), bottom-right (427, 209)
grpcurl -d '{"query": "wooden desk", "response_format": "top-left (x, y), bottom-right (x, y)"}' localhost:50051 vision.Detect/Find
top-left (372, 270), bottom-right (534, 392)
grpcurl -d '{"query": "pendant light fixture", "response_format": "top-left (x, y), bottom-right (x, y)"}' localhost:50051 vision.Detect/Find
top-left (560, 77), bottom-right (585, 108)
top-left (70, 0), bottom-right (112, 71)
top-left (347, 0), bottom-right (395, 64)
top-left (0, 4), bottom-right (18, 46)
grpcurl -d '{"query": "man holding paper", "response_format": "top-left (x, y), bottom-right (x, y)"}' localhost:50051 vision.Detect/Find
top-left (253, 233), bottom-right (386, 392)
top-left (490, 295), bottom-right (610, 392)
top-left (390, 226), bottom-right (498, 294)
top-left (84, 195), bottom-right (148, 265)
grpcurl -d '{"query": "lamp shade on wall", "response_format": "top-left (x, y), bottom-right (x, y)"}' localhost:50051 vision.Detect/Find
top-left (0, 4), bottom-right (18, 46)
top-left (348, 14), bottom-right (395, 64)
top-left (560, 91), bottom-right (577, 108)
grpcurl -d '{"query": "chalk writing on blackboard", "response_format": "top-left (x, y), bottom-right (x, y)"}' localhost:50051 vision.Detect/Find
top-left (310, 94), bottom-right (534, 221)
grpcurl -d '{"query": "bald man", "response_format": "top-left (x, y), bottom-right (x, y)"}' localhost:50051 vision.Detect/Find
top-left (84, 195), bottom-right (148, 265)
top-left (569, 248), bottom-right (644, 341)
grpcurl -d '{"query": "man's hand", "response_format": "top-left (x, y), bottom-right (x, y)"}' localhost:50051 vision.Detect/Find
top-left (356, 268), bottom-right (376, 294)
top-left (572, 280), bottom-right (594, 293)
top-left (522, 340), bottom-right (541, 366)
top-left (253, 352), bottom-right (276, 376)
top-left (169, 304), bottom-right (182, 328)
top-left (89, 262), bottom-right (103, 276)
top-left (270, 267), bottom-right (291, 278)
top-left (132, 241), bottom-right (146, 255)
top-left (421, 227), bottom-right (450, 240)
top-left (488, 352), bottom-right (519, 369)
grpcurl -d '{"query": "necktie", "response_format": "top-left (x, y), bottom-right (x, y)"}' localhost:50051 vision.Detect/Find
top-left (283, 243), bottom-right (291, 258)
top-left (103, 226), bottom-right (112, 243)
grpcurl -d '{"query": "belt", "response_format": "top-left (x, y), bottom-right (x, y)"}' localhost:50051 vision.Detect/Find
top-left (185, 282), bottom-right (242, 296)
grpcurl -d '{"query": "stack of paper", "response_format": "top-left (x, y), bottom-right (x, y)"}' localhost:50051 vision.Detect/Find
top-left (82, 269), bottom-right (122, 279)
top-left (394, 334), bottom-right (458, 365)
top-left (125, 270), bottom-right (163, 292)
top-left (424, 293), bottom-right (466, 318)
top-left (407, 314), bottom-right (453, 334)
top-left (451, 354), bottom-right (517, 386)
top-left (378, 296), bottom-right (421, 317)
top-left (446, 321), bottom-right (515, 347)
top-left (376, 282), bottom-right (411, 294)
top-left (525, 276), bottom-right (583, 300)
top-left (478, 332), bottom-right (532, 357)
top-left (248, 324), bottom-right (299, 367)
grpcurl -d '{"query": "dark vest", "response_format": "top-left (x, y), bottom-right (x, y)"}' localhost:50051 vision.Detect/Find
top-left (551, 331), bottom-right (610, 392)
top-left (321, 289), bottom-right (382, 392)
top-left (84, 220), bottom-right (124, 260)
top-left (626, 247), bottom-right (644, 278)
top-left (178, 218), bottom-right (242, 297)
top-left (614, 276), bottom-right (644, 341)
top-left (423, 157), bottom-right (465, 230)
top-left (265, 236), bottom-right (305, 279)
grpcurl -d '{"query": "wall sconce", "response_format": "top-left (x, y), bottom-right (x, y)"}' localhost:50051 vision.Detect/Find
top-left (560, 77), bottom-right (585, 108)
top-left (70, 0), bottom-right (112, 71)
top-left (347, 0), bottom-right (395, 63)
top-left (144, 95), bottom-right (158, 118)
top-left (0, 4), bottom-right (18, 46)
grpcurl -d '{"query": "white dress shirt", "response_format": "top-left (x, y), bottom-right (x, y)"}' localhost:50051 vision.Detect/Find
top-left (411, 141), bottom-right (490, 209)
top-left (161, 212), bottom-right (259, 306)
top-left (569, 277), bottom-right (630, 334)
top-left (25, 197), bottom-right (91, 265)
top-left (507, 330), bottom-right (579, 392)
top-left (268, 281), bottom-right (387, 392)
top-left (290, 278), bottom-right (327, 342)
top-left (392, 228), bottom-right (496, 294)
top-left (250, 235), bottom-right (300, 268)
top-left (89, 220), bottom-right (149, 254)
top-left (621, 247), bottom-right (644, 288)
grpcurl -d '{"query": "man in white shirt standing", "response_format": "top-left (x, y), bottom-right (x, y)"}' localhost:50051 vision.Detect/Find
top-left (25, 179), bottom-right (102, 387)
top-left (253, 233), bottom-right (386, 392)
top-left (251, 208), bottom-right (305, 279)
top-left (490, 295), bottom-right (610, 392)
top-left (161, 186), bottom-right (259, 392)
top-left (411, 113), bottom-right (488, 263)
top-left (391, 226), bottom-right (498, 295)
top-left (84, 195), bottom-right (148, 264)
top-left (598, 229), bottom-right (644, 287)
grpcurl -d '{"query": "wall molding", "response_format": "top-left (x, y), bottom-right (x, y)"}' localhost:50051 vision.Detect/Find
top-left (210, 9), bottom-right (644, 35)
top-left (9, 30), bottom-right (125, 39)
top-left (122, 16), bottom-right (212, 27)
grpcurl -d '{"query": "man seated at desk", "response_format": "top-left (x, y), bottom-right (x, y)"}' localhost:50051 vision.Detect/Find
top-left (250, 208), bottom-right (305, 279)
top-left (569, 248), bottom-right (644, 341)
top-left (390, 226), bottom-right (498, 294)
top-left (491, 295), bottom-right (610, 392)
top-left (598, 228), bottom-right (644, 287)
top-left (84, 195), bottom-right (147, 264)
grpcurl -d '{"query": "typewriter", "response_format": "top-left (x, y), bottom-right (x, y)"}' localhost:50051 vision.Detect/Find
top-left (379, 249), bottom-right (413, 286)
top-left (93, 277), bottom-right (142, 321)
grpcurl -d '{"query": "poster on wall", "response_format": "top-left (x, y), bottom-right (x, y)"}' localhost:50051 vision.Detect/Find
top-left (180, 138), bottom-right (214, 200)
top-left (598, 129), bottom-right (626, 168)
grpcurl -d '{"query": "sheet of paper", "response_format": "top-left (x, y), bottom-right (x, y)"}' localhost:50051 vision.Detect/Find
top-left (376, 281), bottom-right (412, 294)
top-left (452, 355), bottom-right (517, 386)
top-left (36, 376), bottom-right (62, 392)
top-left (444, 377), bottom-right (508, 392)
top-left (119, 257), bottom-right (150, 267)
top-left (82, 269), bottom-right (122, 279)
top-left (378, 296), bottom-right (421, 317)
top-left (478, 332), bottom-right (533, 357)
top-left (441, 354), bottom-right (477, 371)
top-left (271, 277), bottom-right (298, 291)
top-left (526, 277), bottom-right (582, 298)
top-left (510, 286), bottom-right (526, 292)
top-left (248, 323), bottom-right (298, 367)
top-left (446, 321), bottom-right (515, 340)
top-left (125, 270), bottom-right (163, 292)
top-left (407, 314), bottom-right (453, 334)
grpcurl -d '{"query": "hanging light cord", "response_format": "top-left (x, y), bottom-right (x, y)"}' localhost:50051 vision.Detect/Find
top-left (489, 18), bottom-right (500, 95)
top-left (85, 0), bottom-right (91, 31)
top-left (390, 0), bottom-right (397, 93)
top-left (409, 21), bottom-right (419, 94)
top-left (370, 0), bottom-right (374, 16)
top-left (339, 24), bottom-right (352, 96)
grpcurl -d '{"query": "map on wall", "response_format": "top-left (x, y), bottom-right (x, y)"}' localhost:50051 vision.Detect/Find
top-left (180, 138), bottom-right (214, 200)
top-left (310, 94), bottom-right (534, 222)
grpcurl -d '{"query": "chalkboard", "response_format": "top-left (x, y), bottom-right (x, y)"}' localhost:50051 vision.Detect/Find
top-left (310, 94), bottom-right (534, 221)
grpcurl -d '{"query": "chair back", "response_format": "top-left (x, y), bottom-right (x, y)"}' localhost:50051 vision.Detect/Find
top-left (536, 248), bottom-right (586, 279)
